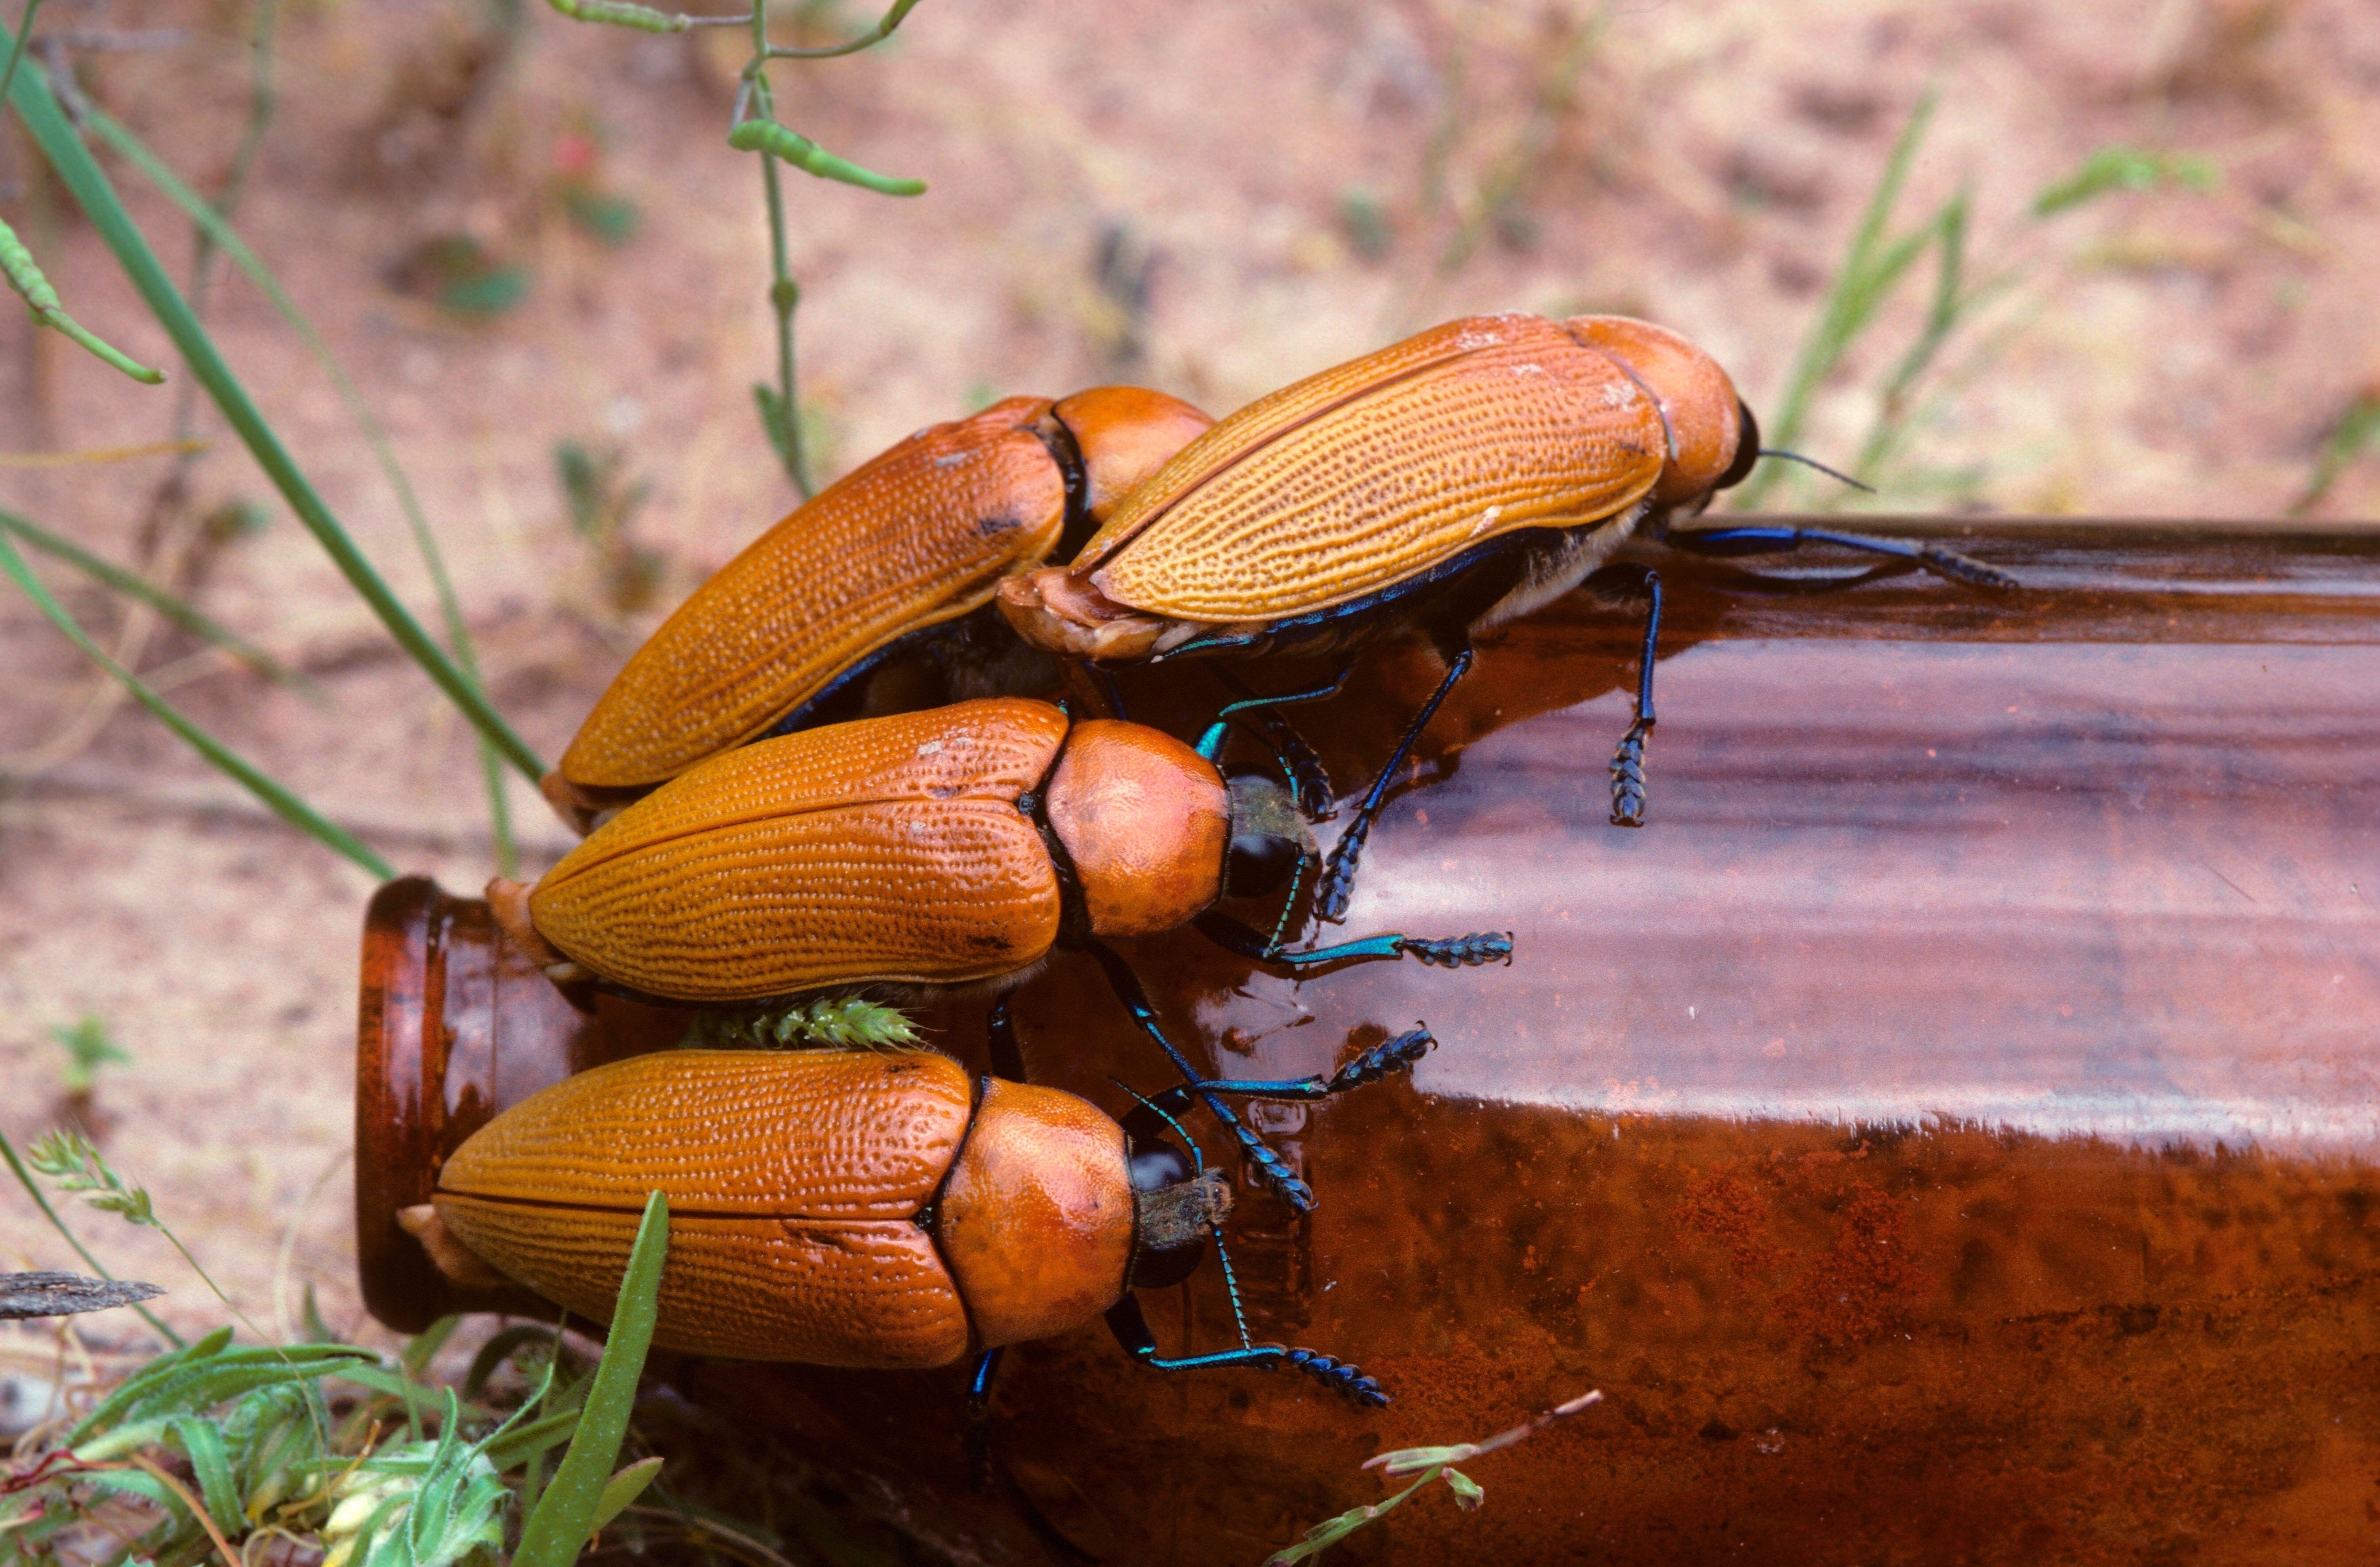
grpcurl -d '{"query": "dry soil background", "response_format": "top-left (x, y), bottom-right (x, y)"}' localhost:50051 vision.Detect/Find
top-left (4, 0), bottom-right (2378, 1365)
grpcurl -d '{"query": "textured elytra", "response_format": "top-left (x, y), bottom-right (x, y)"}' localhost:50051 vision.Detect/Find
top-left (1075, 315), bottom-right (1667, 623)
top-left (533, 700), bottom-right (1067, 1001)
top-left (434, 1202), bottom-right (971, 1366)
top-left (435, 1050), bottom-right (971, 1217)
top-left (559, 397), bottom-right (1067, 789)
top-left (433, 1051), bottom-right (975, 1365)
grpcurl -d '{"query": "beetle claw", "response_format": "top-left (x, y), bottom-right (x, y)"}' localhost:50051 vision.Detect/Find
top-left (1278, 1348), bottom-right (1392, 1407)
top-left (1608, 717), bottom-right (1652, 828)
top-left (1920, 545), bottom-right (2020, 591)
top-left (1396, 933), bottom-right (1512, 968)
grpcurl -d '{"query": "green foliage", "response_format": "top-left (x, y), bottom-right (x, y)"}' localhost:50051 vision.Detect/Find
top-left (1265, 1391), bottom-right (1603, 1564)
top-left (512, 1191), bottom-right (670, 1567)
top-left (728, 118), bottom-right (926, 196)
top-left (1734, 99), bottom-right (2224, 511)
top-left (541, 0), bottom-right (928, 495)
top-left (0, 1181), bottom-right (675, 1565)
top-left (77, 96), bottom-right (519, 869)
top-left (683, 995), bottom-right (924, 1051)
top-left (562, 186), bottom-right (641, 244)
top-left (2032, 145), bottom-right (2218, 216)
top-left (2290, 391), bottom-right (2380, 516)
top-left (29, 1126), bottom-right (157, 1224)
top-left (7, 52), bottom-right (546, 786)
top-left (1, 214), bottom-right (166, 383)
top-left (0, 525), bottom-right (397, 880)
top-left (50, 1015), bottom-right (133, 1095)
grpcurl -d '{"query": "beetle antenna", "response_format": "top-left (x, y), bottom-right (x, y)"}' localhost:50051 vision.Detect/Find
top-left (1212, 1228), bottom-right (1255, 1351)
top-left (1107, 1075), bottom-right (1252, 1346)
top-left (1756, 449), bottom-right (1877, 494)
top-left (1262, 838), bottom-right (1311, 960)
top-left (1106, 1076), bottom-right (1209, 1175)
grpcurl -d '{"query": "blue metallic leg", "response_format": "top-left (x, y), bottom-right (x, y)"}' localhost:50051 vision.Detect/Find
top-left (1120, 1029), bottom-right (1436, 1145)
top-left (1314, 637), bottom-right (1474, 923)
top-left (1658, 523), bottom-right (2018, 590)
top-left (1608, 568), bottom-right (1662, 828)
top-left (1194, 910), bottom-right (1508, 971)
top-left (1085, 941), bottom-right (1316, 1212)
top-left (964, 1346), bottom-right (1005, 1491)
top-left (1104, 1296), bottom-right (1388, 1406)
top-left (1197, 666), bottom-right (1352, 819)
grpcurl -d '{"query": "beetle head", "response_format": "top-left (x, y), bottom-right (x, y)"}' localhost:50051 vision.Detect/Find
top-left (1127, 1137), bottom-right (1232, 1289)
top-left (1563, 315), bottom-right (1748, 507)
top-left (1048, 387), bottom-right (1216, 546)
top-left (1223, 768), bottom-right (1314, 900)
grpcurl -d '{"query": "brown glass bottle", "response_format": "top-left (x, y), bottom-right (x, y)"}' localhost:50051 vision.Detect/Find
top-left (359, 519), bottom-right (2380, 1565)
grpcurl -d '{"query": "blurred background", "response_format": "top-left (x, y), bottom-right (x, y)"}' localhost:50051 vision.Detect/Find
top-left (3, 0), bottom-right (2377, 1363)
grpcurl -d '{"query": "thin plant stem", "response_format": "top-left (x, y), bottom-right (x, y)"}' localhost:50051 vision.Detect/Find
top-left (0, 1126), bottom-right (183, 1348)
top-left (748, 14), bottom-right (812, 498)
top-left (0, 526), bottom-right (398, 879)
top-left (77, 100), bottom-right (521, 871)
top-left (762, 0), bottom-right (920, 59)
top-left (8, 51), bottom-right (547, 786)
top-left (0, 504), bottom-right (313, 692)
top-left (0, 0), bottom-right (40, 119)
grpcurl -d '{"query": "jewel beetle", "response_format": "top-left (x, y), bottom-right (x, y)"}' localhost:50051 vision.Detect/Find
top-left (997, 312), bottom-right (2014, 897)
top-left (399, 1041), bottom-right (1423, 1429)
top-left (543, 387), bottom-right (1215, 833)
top-left (489, 695), bottom-right (1508, 1211)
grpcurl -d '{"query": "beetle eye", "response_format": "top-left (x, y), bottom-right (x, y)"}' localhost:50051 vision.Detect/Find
top-left (1717, 400), bottom-right (1762, 491)
top-left (1225, 830), bottom-right (1300, 899)
top-left (1129, 1141), bottom-right (1195, 1194)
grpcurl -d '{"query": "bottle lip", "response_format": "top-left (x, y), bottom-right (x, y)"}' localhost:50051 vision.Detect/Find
top-left (354, 876), bottom-right (565, 1332)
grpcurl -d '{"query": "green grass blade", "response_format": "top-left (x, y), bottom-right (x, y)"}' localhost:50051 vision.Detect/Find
top-left (513, 1190), bottom-right (668, 1567)
top-left (0, 505), bottom-right (315, 694)
top-left (0, 1126), bottom-right (182, 1347)
top-left (0, 526), bottom-right (395, 879)
top-left (167, 1414), bottom-right (246, 1536)
top-left (1735, 88), bottom-right (1937, 509)
top-left (587, 1456), bottom-right (664, 1538)
top-left (7, 54), bottom-right (545, 787)
top-left (78, 102), bottom-right (521, 868)
top-left (0, 0), bottom-right (41, 113)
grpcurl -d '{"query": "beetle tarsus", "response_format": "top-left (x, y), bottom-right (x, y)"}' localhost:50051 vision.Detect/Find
top-left (1609, 715), bottom-right (1653, 828)
top-left (1313, 825), bottom-right (1369, 925)
top-left (1278, 1348), bottom-right (1391, 1408)
top-left (1323, 1029), bottom-right (1436, 1091)
top-left (1919, 545), bottom-right (2021, 591)
top-left (1395, 932), bottom-right (1513, 968)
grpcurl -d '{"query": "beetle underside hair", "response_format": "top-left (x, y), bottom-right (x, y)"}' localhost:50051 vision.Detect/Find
top-left (1134, 1169), bottom-right (1234, 1253)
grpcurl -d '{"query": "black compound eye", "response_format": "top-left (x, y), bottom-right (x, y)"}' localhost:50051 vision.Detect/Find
top-left (1129, 1142), bottom-right (1195, 1195)
top-left (1717, 400), bottom-right (1762, 491)
top-left (1225, 831), bottom-right (1300, 899)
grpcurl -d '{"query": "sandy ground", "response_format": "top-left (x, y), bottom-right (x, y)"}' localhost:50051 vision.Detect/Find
top-left (4, 0), bottom-right (2379, 1361)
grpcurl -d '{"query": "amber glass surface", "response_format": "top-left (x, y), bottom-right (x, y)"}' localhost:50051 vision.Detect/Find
top-left (359, 520), bottom-right (2380, 1564)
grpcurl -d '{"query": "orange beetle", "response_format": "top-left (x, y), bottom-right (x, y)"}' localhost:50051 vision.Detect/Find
top-left (489, 696), bottom-right (1506, 1210)
top-left (998, 314), bottom-right (2012, 901)
top-left (544, 387), bottom-right (1214, 833)
top-left (402, 1044), bottom-right (1422, 1436)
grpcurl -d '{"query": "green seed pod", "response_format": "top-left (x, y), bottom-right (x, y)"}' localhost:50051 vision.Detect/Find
top-left (727, 119), bottom-right (927, 197)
